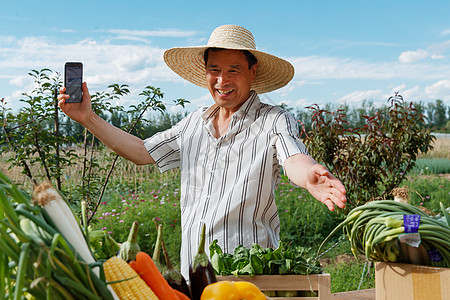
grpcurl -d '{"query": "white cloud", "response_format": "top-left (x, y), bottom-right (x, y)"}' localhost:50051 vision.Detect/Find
top-left (114, 52), bottom-right (153, 72)
top-left (288, 53), bottom-right (450, 86)
top-left (399, 49), bottom-right (429, 64)
top-left (339, 89), bottom-right (385, 104)
top-left (391, 84), bottom-right (407, 93)
top-left (189, 92), bottom-right (212, 108)
top-left (0, 36), bottom-right (174, 87)
top-left (111, 35), bottom-right (151, 44)
top-left (275, 80), bottom-right (307, 96)
top-left (431, 54), bottom-right (446, 60)
top-left (0, 35), bottom-right (186, 111)
top-left (9, 75), bottom-right (32, 87)
top-left (291, 56), bottom-right (402, 80)
top-left (107, 29), bottom-right (197, 38)
top-left (394, 85), bottom-right (421, 101)
top-left (399, 40), bottom-right (450, 63)
top-left (292, 97), bottom-right (309, 108)
top-left (424, 80), bottom-right (450, 100)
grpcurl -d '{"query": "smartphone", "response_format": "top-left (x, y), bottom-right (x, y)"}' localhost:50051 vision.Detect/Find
top-left (64, 62), bottom-right (83, 103)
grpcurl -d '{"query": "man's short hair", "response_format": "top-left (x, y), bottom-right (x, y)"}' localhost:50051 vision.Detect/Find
top-left (203, 48), bottom-right (258, 69)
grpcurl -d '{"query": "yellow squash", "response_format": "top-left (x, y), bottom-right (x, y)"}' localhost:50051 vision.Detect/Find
top-left (201, 280), bottom-right (267, 300)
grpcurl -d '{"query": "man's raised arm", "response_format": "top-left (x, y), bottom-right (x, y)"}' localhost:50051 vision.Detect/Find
top-left (58, 82), bottom-right (155, 165)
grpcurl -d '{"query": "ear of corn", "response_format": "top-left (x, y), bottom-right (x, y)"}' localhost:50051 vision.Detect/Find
top-left (104, 256), bottom-right (159, 300)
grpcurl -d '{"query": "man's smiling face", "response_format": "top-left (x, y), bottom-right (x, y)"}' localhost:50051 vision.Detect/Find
top-left (205, 49), bottom-right (257, 112)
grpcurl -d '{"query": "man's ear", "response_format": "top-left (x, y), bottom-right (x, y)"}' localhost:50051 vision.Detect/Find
top-left (251, 64), bottom-right (257, 83)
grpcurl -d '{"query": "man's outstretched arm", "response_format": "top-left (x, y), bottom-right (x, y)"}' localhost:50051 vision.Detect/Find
top-left (284, 153), bottom-right (346, 211)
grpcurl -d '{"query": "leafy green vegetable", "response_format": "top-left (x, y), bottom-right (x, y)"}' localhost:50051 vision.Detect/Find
top-left (209, 240), bottom-right (322, 276)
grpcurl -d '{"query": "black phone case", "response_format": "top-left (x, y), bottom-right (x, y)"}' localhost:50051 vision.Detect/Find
top-left (64, 62), bottom-right (83, 103)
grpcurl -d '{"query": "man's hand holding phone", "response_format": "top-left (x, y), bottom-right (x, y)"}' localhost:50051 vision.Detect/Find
top-left (59, 61), bottom-right (94, 124)
top-left (58, 82), bottom-right (93, 125)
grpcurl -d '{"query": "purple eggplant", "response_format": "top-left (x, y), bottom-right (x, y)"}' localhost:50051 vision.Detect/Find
top-left (189, 223), bottom-right (217, 300)
top-left (160, 224), bottom-right (191, 298)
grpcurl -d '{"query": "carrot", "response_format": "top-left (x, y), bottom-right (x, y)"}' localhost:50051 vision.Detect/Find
top-left (173, 288), bottom-right (191, 300)
top-left (129, 251), bottom-right (180, 300)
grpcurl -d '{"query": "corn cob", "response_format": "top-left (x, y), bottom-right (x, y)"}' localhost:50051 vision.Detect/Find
top-left (104, 256), bottom-right (159, 300)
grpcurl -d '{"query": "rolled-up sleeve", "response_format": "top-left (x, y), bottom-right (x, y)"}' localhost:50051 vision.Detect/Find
top-left (274, 111), bottom-right (308, 166)
top-left (143, 115), bottom-right (190, 172)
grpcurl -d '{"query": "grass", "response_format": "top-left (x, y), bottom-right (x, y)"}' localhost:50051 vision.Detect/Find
top-left (419, 137), bottom-right (450, 159)
top-left (320, 241), bottom-right (375, 293)
top-left (92, 165), bottom-right (182, 267)
top-left (400, 173), bottom-right (449, 213)
top-left (275, 175), bottom-right (344, 250)
top-left (411, 158), bottom-right (450, 175)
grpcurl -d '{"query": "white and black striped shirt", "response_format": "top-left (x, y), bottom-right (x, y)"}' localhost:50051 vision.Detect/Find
top-left (144, 91), bottom-right (308, 279)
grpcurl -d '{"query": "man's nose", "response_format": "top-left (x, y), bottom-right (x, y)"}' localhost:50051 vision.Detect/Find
top-left (217, 72), bottom-right (230, 84)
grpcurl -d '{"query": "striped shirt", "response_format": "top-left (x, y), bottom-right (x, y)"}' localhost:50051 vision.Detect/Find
top-left (144, 91), bottom-right (308, 279)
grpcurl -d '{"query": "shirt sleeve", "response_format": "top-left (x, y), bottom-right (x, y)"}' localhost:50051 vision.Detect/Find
top-left (143, 113), bottom-right (192, 173)
top-left (274, 110), bottom-right (309, 166)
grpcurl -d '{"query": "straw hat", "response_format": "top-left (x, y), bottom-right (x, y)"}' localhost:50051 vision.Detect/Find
top-left (163, 25), bottom-right (294, 94)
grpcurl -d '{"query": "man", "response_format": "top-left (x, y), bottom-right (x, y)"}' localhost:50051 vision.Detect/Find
top-left (58, 25), bottom-right (346, 279)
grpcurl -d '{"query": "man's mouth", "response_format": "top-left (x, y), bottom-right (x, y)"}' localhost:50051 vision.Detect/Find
top-left (217, 89), bottom-right (234, 95)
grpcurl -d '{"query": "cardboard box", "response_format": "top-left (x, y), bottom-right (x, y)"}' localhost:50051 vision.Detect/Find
top-left (217, 274), bottom-right (331, 300)
top-left (375, 262), bottom-right (450, 300)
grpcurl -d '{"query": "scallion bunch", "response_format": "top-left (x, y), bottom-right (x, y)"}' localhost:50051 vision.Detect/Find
top-left (317, 200), bottom-right (450, 268)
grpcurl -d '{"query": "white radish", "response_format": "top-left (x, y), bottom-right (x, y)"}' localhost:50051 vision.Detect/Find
top-left (33, 182), bottom-right (119, 299)
top-left (34, 182), bottom-right (95, 265)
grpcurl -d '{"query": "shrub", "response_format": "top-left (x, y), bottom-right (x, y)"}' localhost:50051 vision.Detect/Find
top-left (302, 94), bottom-right (435, 211)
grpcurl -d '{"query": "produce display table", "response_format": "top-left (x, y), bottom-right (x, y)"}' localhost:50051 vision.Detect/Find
top-left (217, 274), bottom-right (331, 299)
top-left (331, 289), bottom-right (375, 300)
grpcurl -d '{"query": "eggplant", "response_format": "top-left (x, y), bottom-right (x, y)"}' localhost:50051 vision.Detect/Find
top-left (189, 223), bottom-right (217, 300)
top-left (159, 222), bottom-right (191, 298)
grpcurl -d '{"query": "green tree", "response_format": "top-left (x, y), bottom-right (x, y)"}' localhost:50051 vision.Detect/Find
top-left (1, 69), bottom-right (76, 189)
top-left (432, 99), bottom-right (447, 129)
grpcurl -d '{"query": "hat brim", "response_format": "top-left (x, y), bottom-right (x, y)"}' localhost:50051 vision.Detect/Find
top-left (163, 46), bottom-right (294, 94)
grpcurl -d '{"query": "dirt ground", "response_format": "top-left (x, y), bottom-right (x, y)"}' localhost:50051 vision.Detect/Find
top-left (319, 254), bottom-right (361, 267)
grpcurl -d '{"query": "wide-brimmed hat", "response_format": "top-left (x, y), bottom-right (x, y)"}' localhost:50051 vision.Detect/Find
top-left (163, 25), bottom-right (294, 94)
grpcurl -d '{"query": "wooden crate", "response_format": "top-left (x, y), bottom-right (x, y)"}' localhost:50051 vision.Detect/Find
top-left (217, 274), bottom-right (331, 300)
top-left (375, 262), bottom-right (450, 300)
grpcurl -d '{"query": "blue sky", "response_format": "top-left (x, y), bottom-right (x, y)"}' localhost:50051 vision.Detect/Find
top-left (1, 0), bottom-right (450, 114)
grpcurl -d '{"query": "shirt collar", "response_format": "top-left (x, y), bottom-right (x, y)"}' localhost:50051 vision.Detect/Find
top-left (202, 91), bottom-right (260, 122)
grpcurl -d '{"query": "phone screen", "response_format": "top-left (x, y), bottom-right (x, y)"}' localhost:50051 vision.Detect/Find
top-left (64, 62), bottom-right (83, 103)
